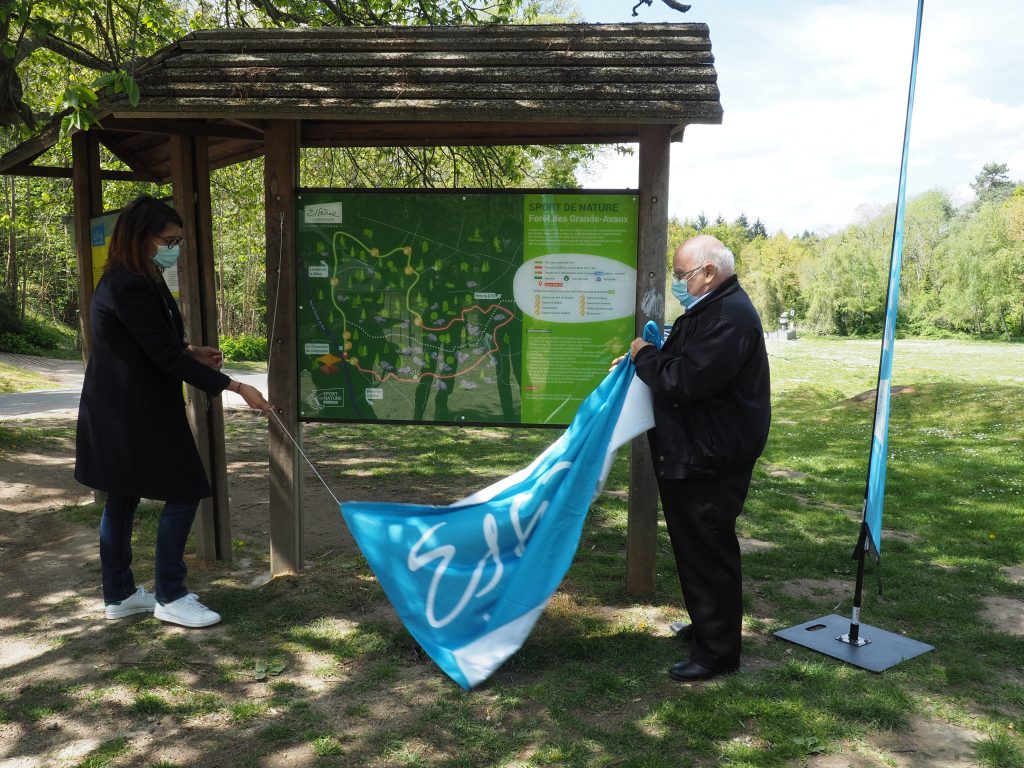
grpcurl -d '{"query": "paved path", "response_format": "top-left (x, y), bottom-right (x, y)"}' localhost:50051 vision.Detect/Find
top-left (0, 353), bottom-right (267, 419)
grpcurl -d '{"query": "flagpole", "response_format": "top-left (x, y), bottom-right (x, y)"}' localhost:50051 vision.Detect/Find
top-left (775, 0), bottom-right (934, 671)
top-left (841, 0), bottom-right (925, 647)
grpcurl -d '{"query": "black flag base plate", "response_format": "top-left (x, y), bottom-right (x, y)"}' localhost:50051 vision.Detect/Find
top-left (774, 614), bottom-right (933, 672)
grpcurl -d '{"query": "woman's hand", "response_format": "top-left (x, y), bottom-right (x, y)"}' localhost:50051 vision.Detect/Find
top-left (186, 344), bottom-right (224, 370)
top-left (228, 381), bottom-right (273, 414)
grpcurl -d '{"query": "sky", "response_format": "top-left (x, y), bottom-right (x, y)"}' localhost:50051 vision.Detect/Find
top-left (574, 0), bottom-right (1024, 235)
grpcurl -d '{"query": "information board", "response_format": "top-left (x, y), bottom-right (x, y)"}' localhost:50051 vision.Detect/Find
top-left (296, 190), bottom-right (638, 426)
top-left (88, 208), bottom-right (179, 297)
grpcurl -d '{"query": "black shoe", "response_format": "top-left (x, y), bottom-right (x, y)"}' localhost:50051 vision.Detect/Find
top-left (669, 621), bottom-right (693, 641)
top-left (668, 659), bottom-right (738, 682)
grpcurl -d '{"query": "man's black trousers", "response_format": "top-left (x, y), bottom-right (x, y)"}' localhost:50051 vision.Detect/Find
top-left (657, 469), bottom-right (753, 671)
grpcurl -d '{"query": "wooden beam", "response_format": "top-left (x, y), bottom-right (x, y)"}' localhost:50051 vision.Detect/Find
top-left (71, 132), bottom-right (103, 362)
top-left (103, 116), bottom-right (264, 141)
top-left (98, 133), bottom-right (164, 183)
top-left (163, 65), bottom-right (719, 86)
top-left (264, 119), bottom-right (303, 576)
top-left (205, 140), bottom-right (266, 169)
top-left (182, 22), bottom-right (710, 42)
top-left (0, 133), bottom-right (56, 175)
top-left (140, 81), bottom-right (720, 103)
top-left (175, 32), bottom-right (713, 54)
top-left (194, 135), bottom-right (233, 561)
top-left (170, 134), bottom-right (231, 563)
top-left (626, 123), bottom-right (671, 600)
top-left (71, 131), bottom-right (104, 506)
top-left (115, 97), bottom-right (723, 125)
top-left (301, 120), bottom-right (642, 147)
top-left (223, 117), bottom-right (266, 134)
top-left (164, 49), bottom-right (717, 69)
top-left (1, 163), bottom-right (157, 181)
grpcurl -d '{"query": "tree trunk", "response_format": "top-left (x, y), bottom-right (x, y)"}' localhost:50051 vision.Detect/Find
top-left (6, 177), bottom-right (17, 305)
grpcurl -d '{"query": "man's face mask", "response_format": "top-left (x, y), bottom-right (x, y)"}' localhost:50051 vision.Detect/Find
top-left (672, 280), bottom-right (700, 309)
top-left (671, 264), bottom-right (707, 309)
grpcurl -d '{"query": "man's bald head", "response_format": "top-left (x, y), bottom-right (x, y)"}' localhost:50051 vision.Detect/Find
top-left (672, 235), bottom-right (735, 297)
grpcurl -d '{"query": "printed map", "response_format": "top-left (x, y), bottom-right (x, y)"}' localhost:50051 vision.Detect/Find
top-left (296, 191), bottom-right (637, 425)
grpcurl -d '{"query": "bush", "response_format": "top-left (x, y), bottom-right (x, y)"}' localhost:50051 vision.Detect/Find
top-left (0, 331), bottom-right (33, 354)
top-left (0, 306), bottom-right (78, 357)
top-left (220, 334), bottom-right (268, 362)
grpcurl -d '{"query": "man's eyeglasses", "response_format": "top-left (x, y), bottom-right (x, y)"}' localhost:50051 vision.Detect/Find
top-left (155, 235), bottom-right (184, 248)
top-left (672, 265), bottom-right (705, 283)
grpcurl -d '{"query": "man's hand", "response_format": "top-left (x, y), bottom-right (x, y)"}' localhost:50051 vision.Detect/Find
top-left (609, 338), bottom-right (654, 370)
top-left (630, 337), bottom-right (652, 359)
top-left (609, 353), bottom-right (627, 371)
top-left (186, 344), bottom-right (224, 370)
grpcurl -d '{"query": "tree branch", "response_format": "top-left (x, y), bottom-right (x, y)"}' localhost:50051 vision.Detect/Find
top-left (19, 34), bottom-right (116, 73)
top-left (91, 11), bottom-right (120, 68)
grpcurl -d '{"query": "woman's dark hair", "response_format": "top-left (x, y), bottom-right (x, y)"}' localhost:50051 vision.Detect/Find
top-left (104, 195), bottom-right (183, 277)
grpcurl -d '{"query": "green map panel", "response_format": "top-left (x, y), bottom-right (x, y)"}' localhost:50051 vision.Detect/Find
top-left (296, 190), bottom-right (637, 426)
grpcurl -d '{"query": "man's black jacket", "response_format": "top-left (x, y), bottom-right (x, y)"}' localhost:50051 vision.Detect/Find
top-left (633, 275), bottom-right (771, 479)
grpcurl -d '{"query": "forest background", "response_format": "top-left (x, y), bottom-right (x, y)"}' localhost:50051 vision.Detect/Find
top-left (1, 0), bottom-right (1022, 360)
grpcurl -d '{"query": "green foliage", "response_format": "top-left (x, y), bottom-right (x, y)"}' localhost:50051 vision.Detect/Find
top-left (739, 233), bottom-right (811, 330)
top-left (220, 334), bottom-right (268, 362)
top-left (0, 308), bottom-right (78, 355)
top-left (660, 167), bottom-right (1023, 339)
top-left (58, 72), bottom-right (141, 140)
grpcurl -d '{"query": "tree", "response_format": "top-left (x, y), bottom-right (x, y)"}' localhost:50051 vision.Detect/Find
top-left (3, 1), bottom-right (535, 133)
top-left (738, 233), bottom-right (809, 330)
top-left (970, 162), bottom-right (1015, 208)
top-left (1, 0), bottom-right (184, 129)
top-left (1, 0), bottom-right (613, 347)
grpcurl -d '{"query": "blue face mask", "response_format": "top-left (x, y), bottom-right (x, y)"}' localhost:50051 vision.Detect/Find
top-left (672, 280), bottom-right (700, 309)
top-left (153, 245), bottom-right (181, 270)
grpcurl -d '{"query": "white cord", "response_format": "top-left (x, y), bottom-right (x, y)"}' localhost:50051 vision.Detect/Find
top-left (264, 209), bottom-right (341, 507)
top-left (267, 211), bottom-right (284, 372)
top-left (271, 410), bottom-right (341, 506)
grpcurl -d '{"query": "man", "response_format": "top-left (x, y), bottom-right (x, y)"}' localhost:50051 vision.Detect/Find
top-left (628, 234), bottom-right (771, 681)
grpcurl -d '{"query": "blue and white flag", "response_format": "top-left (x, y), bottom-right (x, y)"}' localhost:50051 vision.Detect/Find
top-left (341, 333), bottom-right (657, 689)
top-left (864, 0), bottom-right (924, 558)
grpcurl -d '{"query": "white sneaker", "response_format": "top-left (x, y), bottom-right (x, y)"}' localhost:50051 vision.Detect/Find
top-left (104, 586), bottom-right (156, 619)
top-left (154, 593), bottom-right (221, 628)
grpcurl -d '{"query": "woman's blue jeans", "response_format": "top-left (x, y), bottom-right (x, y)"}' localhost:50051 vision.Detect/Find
top-left (99, 495), bottom-right (199, 604)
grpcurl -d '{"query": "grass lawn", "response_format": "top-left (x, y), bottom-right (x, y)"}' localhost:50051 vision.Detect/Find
top-left (1, 337), bottom-right (1022, 767)
top-left (0, 360), bottom-right (59, 394)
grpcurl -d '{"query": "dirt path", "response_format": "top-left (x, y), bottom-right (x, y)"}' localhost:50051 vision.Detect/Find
top-left (0, 410), bottom-right (362, 766)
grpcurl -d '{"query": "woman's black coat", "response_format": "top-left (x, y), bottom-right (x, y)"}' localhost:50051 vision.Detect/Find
top-left (75, 266), bottom-right (230, 501)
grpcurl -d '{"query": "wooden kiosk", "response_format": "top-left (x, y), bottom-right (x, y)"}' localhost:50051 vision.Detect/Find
top-left (0, 23), bottom-right (723, 597)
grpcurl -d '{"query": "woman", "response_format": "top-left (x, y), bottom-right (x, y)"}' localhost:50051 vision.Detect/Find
top-left (75, 195), bottom-right (272, 628)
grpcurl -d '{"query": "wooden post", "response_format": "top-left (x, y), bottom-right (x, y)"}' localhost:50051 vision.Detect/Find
top-left (194, 136), bottom-right (232, 558)
top-left (170, 134), bottom-right (232, 562)
top-left (627, 124), bottom-right (671, 599)
top-left (71, 131), bottom-right (103, 361)
top-left (264, 120), bottom-right (303, 576)
top-left (71, 131), bottom-right (105, 505)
